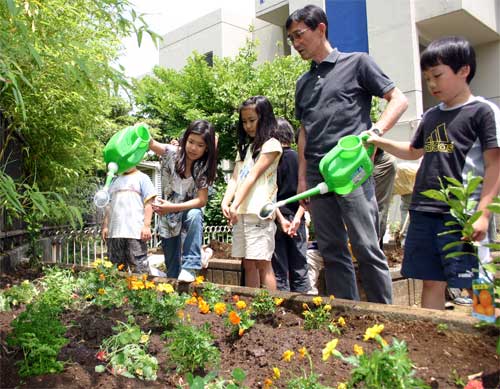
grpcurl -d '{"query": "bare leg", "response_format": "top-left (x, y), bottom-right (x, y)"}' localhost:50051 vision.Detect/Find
top-left (256, 260), bottom-right (277, 291)
top-left (242, 258), bottom-right (260, 288)
top-left (421, 280), bottom-right (447, 310)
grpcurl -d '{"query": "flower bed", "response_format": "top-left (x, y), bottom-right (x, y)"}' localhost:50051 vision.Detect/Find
top-left (0, 262), bottom-right (499, 388)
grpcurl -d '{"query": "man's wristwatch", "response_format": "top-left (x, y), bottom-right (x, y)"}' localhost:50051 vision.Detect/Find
top-left (371, 127), bottom-right (382, 136)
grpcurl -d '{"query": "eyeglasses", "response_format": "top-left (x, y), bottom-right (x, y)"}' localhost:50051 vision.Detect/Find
top-left (286, 27), bottom-right (310, 44)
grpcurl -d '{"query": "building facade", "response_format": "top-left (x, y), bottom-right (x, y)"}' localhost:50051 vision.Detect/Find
top-left (159, 0), bottom-right (500, 140)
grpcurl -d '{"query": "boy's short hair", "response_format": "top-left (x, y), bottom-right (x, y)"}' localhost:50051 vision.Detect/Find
top-left (420, 36), bottom-right (476, 84)
top-left (274, 118), bottom-right (295, 145)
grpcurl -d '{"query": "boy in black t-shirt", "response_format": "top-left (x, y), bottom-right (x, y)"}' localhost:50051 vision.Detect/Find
top-left (367, 36), bottom-right (500, 310)
top-left (272, 118), bottom-right (310, 292)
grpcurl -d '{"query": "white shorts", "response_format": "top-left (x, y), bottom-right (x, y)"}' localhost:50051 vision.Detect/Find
top-left (232, 214), bottom-right (276, 260)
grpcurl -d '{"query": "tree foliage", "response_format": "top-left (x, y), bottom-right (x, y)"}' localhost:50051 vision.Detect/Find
top-left (133, 40), bottom-right (309, 160)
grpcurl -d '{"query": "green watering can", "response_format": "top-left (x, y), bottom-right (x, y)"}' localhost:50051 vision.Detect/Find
top-left (93, 124), bottom-right (151, 208)
top-left (259, 134), bottom-right (375, 219)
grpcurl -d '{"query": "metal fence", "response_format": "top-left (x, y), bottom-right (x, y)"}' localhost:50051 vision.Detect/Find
top-left (49, 225), bottom-right (232, 267)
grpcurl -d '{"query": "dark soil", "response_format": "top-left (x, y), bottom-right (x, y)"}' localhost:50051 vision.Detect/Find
top-left (1, 264), bottom-right (499, 388)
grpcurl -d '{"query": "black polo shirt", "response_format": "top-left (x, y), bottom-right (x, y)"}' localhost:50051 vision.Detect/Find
top-left (295, 48), bottom-right (395, 184)
top-left (277, 147), bottom-right (300, 217)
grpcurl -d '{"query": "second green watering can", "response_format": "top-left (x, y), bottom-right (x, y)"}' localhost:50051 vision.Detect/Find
top-left (259, 133), bottom-right (375, 219)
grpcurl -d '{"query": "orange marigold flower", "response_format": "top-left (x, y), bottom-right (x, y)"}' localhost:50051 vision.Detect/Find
top-left (99, 273), bottom-right (105, 281)
top-left (198, 300), bottom-right (210, 314)
top-left (235, 300), bottom-right (247, 310)
top-left (214, 302), bottom-right (226, 316)
top-left (117, 264), bottom-right (125, 271)
top-left (302, 303), bottom-right (309, 310)
top-left (298, 347), bottom-right (307, 358)
top-left (232, 295), bottom-right (240, 302)
top-left (186, 296), bottom-right (198, 305)
top-left (263, 378), bottom-right (273, 389)
top-left (177, 310), bottom-right (185, 319)
top-left (141, 274), bottom-right (148, 281)
top-left (238, 328), bottom-right (245, 337)
top-left (229, 311), bottom-right (241, 325)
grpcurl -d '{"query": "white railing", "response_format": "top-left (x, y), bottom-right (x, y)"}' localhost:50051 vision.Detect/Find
top-left (49, 225), bottom-right (232, 267)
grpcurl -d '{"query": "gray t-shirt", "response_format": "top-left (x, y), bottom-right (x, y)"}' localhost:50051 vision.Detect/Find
top-left (159, 144), bottom-right (208, 238)
top-left (295, 48), bottom-right (394, 184)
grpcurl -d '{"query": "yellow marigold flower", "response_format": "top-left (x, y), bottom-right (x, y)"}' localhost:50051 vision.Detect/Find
top-left (117, 264), bottom-right (125, 271)
top-left (198, 300), bottom-right (210, 314)
top-left (363, 324), bottom-right (384, 341)
top-left (381, 337), bottom-right (388, 347)
top-left (229, 311), bottom-right (241, 325)
top-left (312, 296), bottom-right (323, 306)
top-left (302, 310), bottom-right (311, 317)
top-left (194, 275), bottom-right (205, 285)
top-left (329, 294), bottom-right (335, 300)
top-left (324, 304), bottom-right (332, 312)
top-left (337, 316), bottom-right (346, 327)
top-left (282, 350), bottom-right (295, 362)
top-left (337, 383), bottom-right (347, 389)
top-left (272, 367), bottom-right (281, 379)
top-left (145, 281), bottom-right (156, 289)
top-left (302, 303), bottom-right (309, 310)
top-left (263, 378), bottom-right (273, 389)
top-left (236, 300), bottom-right (247, 310)
top-left (238, 328), bottom-right (245, 337)
top-left (322, 339), bottom-right (339, 361)
top-left (141, 274), bottom-right (148, 281)
top-left (214, 302), bottom-right (227, 316)
top-left (140, 334), bottom-right (149, 344)
top-left (274, 297), bottom-right (284, 306)
top-left (298, 347), bottom-right (307, 359)
top-left (177, 310), bottom-right (185, 319)
top-left (156, 283), bottom-right (174, 294)
top-left (103, 260), bottom-right (113, 268)
top-left (98, 288), bottom-right (105, 295)
top-left (353, 344), bottom-right (364, 356)
top-left (186, 296), bottom-right (198, 305)
top-left (91, 259), bottom-right (102, 268)
top-left (99, 273), bottom-right (105, 281)
top-left (136, 368), bottom-right (143, 376)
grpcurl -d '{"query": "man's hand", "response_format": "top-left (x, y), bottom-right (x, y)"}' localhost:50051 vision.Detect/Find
top-left (470, 214), bottom-right (489, 242)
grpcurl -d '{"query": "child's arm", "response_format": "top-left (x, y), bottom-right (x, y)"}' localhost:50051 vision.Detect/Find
top-left (471, 148), bottom-right (500, 241)
top-left (141, 198), bottom-right (154, 242)
top-left (153, 188), bottom-right (208, 215)
top-left (101, 205), bottom-right (110, 240)
top-left (366, 134), bottom-right (423, 160)
top-left (221, 166), bottom-right (238, 220)
top-left (149, 138), bottom-right (168, 156)
top-left (288, 205), bottom-right (306, 237)
top-left (229, 151), bottom-right (280, 224)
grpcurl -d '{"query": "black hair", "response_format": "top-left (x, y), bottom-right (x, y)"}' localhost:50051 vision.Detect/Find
top-left (420, 36), bottom-right (476, 84)
top-left (274, 118), bottom-right (295, 145)
top-left (286, 4), bottom-right (328, 38)
top-left (176, 119), bottom-right (218, 185)
top-left (237, 96), bottom-right (277, 160)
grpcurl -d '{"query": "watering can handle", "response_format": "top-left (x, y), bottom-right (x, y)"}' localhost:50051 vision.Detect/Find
top-left (360, 134), bottom-right (375, 157)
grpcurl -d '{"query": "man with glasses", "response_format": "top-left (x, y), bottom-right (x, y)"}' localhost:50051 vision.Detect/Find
top-left (286, 5), bottom-right (408, 303)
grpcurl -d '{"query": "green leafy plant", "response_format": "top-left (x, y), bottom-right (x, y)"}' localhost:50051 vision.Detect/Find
top-left (421, 174), bottom-right (500, 353)
top-left (165, 322), bottom-right (220, 374)
top-left (302, 297), bottom-right (340, 333)
top-left (249, 289), bottom-right (276, 317)
top-left (95, 316), bottom-right (158, 380)
top-left (199, 282), bottom-right (226, 309)
top-left (184, 368), bottom-right (247, 389)
top-left (325, 324), bottom-right (428, 389)
top-left (0, 280), bottom-right (38, 311)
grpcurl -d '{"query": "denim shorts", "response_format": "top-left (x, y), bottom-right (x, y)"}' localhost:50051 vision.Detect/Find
top-left (402, 211), bottom-right (477, 288)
